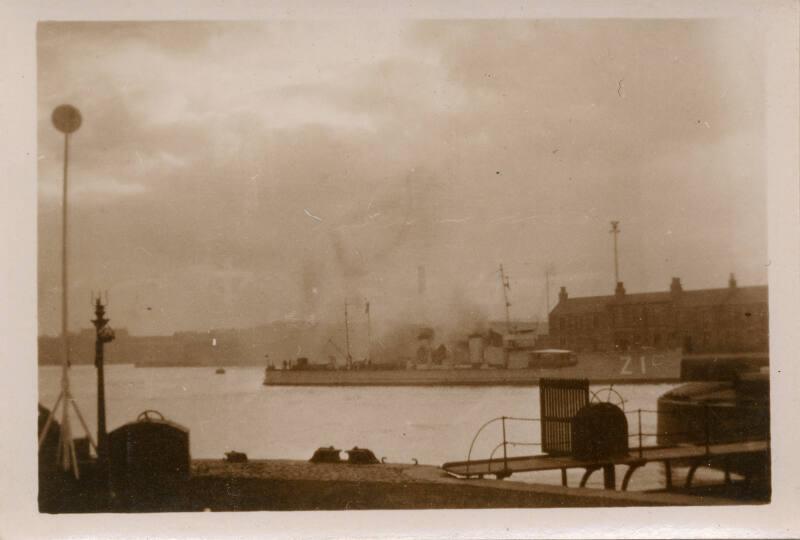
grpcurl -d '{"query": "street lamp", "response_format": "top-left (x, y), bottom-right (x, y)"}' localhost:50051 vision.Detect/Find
top-left (38, 105), bottom-right (95, 479)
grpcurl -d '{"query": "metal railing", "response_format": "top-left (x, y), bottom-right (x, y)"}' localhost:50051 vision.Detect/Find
top-left (624, 403), bottom-right (769, 458)
top-left (465, 416), bottom-right (540, 475)
top-left (461, 403), bottom-right (768, 476)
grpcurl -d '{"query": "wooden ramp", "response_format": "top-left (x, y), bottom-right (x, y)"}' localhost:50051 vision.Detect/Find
top-left (442, 440), bottom-right (768, 491)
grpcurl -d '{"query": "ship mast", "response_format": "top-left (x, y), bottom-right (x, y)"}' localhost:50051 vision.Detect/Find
top-left (365, 300), bottom-right (371, 364)
top-left (545, 267), bottom-right (551, 314)
top-left (499, 264), bottom-right (513, 370)
top-left (344, 301), bottom-right (353, 369)
top-left (499, 264), bottom-right (512, 334)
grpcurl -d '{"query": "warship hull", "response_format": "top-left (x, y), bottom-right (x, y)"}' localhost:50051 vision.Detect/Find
top-left (263, 350), bottom-right (683, 386)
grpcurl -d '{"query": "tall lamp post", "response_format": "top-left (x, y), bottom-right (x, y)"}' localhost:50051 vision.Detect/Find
top-left (38, 104), bottom-right (96, 479)
top-left (92, 295), bottom-right (115, 471)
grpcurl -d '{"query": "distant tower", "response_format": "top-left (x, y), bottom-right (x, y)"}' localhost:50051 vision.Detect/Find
top-left (610, 221), bottom-right (621, 287)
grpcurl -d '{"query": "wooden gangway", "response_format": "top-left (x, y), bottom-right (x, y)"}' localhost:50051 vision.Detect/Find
top-left (441, 440), bottom-right (769, 491)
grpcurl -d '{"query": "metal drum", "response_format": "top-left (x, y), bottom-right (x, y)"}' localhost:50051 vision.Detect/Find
top-left (570, 402), bottom-right (629, 460)
top-left (109, 410), bottom-right (190, 504)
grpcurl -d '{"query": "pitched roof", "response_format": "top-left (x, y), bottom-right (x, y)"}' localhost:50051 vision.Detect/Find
top-left (612, 291), bottom-right (672, 305)
top-left (550, 295), bottom-right (612, 315)
top-left (550, 285), bottom-right (768, 315)
top-left (675, 288), bottom-right (733, 307)
top-left (722, 285), bottom-right (768, 305)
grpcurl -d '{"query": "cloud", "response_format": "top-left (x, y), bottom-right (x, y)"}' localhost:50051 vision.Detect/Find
top-left (37, 19), bottom-right (766, 336)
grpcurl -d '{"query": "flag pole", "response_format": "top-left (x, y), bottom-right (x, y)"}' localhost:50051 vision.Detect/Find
top-left (365, 301), bottom-right (371, 364)
top-left (344, 302), bottom-right (352, 369)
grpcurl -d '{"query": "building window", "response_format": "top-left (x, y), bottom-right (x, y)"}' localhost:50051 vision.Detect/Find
top-left (560, 317), bottom-right (566, 332)
top-left (703, 310), bottom-right (713, 329)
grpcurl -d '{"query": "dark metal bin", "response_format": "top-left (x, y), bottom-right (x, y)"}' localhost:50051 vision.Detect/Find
top-left (109, 410), bottom-right (190, 503)
top-left (571, 402), bottom-right (629, 461)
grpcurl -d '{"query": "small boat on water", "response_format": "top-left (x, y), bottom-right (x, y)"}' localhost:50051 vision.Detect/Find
top-left (527, 349), bottom-right (579, 369)
top-left (215, 368), bottom-right (226, 375)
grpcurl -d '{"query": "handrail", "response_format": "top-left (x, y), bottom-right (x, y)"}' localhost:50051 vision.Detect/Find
top-left (465, 415), bottom-right (540, 475)
top-left (460, 403), bottom-right (767, 476)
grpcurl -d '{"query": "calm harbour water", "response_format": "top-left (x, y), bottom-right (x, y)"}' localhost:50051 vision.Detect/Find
top-left (39, 365), bottom-right (724, 491)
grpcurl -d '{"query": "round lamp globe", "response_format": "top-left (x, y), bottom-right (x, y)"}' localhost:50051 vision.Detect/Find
top-left (52, 104), bottom-right (82, 134)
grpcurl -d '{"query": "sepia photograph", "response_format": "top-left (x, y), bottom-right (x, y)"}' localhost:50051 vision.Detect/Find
top-left (2, 0), bottom-right (799, 538)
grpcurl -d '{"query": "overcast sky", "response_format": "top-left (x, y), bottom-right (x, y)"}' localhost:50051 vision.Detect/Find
top-left (37, 19), bottom-right (766, 336)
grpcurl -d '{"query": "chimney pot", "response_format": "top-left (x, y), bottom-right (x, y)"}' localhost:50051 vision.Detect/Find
top-left (670, 277), bottom-right (683, 296)
top-left (729, 273), bottom-right (737, 288)
top-left (558, 286), bottom-right (568, 302)
top-left (615, 281), bottom-right (626, 298)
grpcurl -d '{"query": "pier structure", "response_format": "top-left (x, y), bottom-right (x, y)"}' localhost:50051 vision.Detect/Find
top-left (442, 437), bottom-right (769, 491)
top-left (442, 378), bottom-right (769, 492)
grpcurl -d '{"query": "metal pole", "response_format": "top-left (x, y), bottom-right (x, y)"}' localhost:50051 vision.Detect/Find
top-left (58, 131), bottom-right (75, 475)
top-left (603, 464), bottom-right (616, 490)
top-left (47, 105), bottom-right (84, 479)
top-left (94, 299), bottom-right (108, 467)
top-left (610, 221), bottom-right (620, 286)
top-left (366, 301), bottom-right (371, 364)
top-left (613, 230), bottom-right (618, 284)
top-left (499, 264), bottom-right (512, 334)
top-left (499, 264), bottom-right (512, 369)
top-left (545, 268), bottom-right (551, 314)
top-left (638, 408), bottom-right (643, 458)
top-left (344, 302), bottom-right (352, 369)
top-left (501, 416), bottom-right (508, 476)
top-left (664, 460), bottom-right (673, 489)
